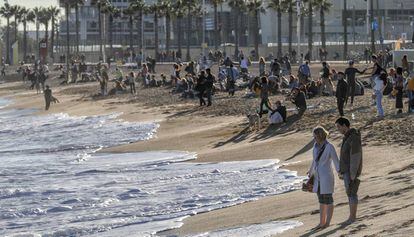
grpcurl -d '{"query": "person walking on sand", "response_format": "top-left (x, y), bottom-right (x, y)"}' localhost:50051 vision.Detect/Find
top-left (44, 85), bottom-right (53, 111)
top-left (308, 126), bottom-right (340, 229)
top-left (195, 71), bottom-right (207, 106)
top-left (373, 72), bottom-right (387, 118)
top-left (205, 68), bottom-right (215, 106)
top-left (127, 72), bottom-right (136, 95)
top-left (320, 62), bottom-right (334, 96)
top-left (344, 61), bottom-right (366, 106)
top-left (259, 57), bottom-right (266, 76)
top-left (335, 117), bottom-right (363, 225)
top-left (336, 72), bottom-right (348, 117)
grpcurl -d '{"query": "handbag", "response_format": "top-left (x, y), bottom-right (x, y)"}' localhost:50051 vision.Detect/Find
top-left (302, 144), bottom-right (326, 192)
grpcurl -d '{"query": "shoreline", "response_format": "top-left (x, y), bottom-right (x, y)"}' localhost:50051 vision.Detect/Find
top-left (1, 66), bottom-right (414, 236)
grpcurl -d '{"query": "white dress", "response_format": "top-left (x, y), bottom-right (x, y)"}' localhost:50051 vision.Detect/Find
top-left (309, 141), bottom-right (340, 194)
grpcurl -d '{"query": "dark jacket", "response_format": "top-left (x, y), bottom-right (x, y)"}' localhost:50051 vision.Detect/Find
top-left (293, 92), bottom-right (307, 110)
top-left (340, 128), bottom-right (363, 180)
top-left (275, 105), bottom-right (287, 122)
top-left (336, 79), bottom-right (348, 99)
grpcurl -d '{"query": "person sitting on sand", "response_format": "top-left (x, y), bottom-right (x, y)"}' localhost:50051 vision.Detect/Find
top-left (308, 126), bottom-right (340, 229)
top-left (269, 100), bottom-right (287, 124)
top-left (307, 80), bottom-right (319, 99)
top-left (290, 87), bottom-right (307, 115)
top-left (335, 117), bottom-right (362, 225)
top-left (114, 67), bottom-right (124, 82)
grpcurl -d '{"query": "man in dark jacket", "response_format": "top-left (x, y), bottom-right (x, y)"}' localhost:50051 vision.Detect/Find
top-left (336, 117), bottom-right (363, 225)
top-left (290, 87), bottom-right (307, 115)
top-left (344, 60), bottom-right (366, 105)
top-left (336, 72), bottom-right (348, 116)
top-left (205, 68), bottom-right (215, 106)
top-left (44, 85), bottom-right (52, 110)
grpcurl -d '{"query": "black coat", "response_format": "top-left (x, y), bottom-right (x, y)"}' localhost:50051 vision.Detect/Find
top-left (336, 79), bottom-right (348, 99)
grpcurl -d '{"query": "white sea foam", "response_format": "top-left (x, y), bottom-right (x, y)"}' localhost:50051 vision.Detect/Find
top-left (0, 100), bottom-right (304, 236)
top-left (192, 220), bottom-right (303, 237)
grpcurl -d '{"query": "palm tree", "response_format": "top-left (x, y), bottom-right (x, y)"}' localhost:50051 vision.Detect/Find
top-left (172, 0), bottom-right (185, 59)
top-left (183, 0), bottom-right (200, 61)
top-left (10, 5), bottom-right (23, 44)
top-left (48, 6), bottom-right (60, 61)
top-left (160, 0), bottom-right (173, 54)
top-left (105, 4), bottom-right (121, 57)
top-left (32, 7), bottom-right (42, 58)
top-left (268, 0), bottom-right (283, 58)
top-left (212, 0), bottom-right (224, 50)
top-left (72, 0), bottom-right (85, 54)
top-left (148, 1), bottom-right (163, 61)
top-left (314, 0), bottom-right (332, 52)
top-left (123, 6), bottom-right (135, 52)
top-left (60, 0), bottom-right (71, 82)
top-left (38, 7), bottom-right (52, 62)
top-left (20, 8), bottom-right (36, 61)
top-left (91, 0), bottom-right (110, 61)
top-left (247, 0), bottom-right (265, 60)
top-left (281, 0), bottom-right (294, 56)
top-left (343, 0), bottom-right (348, 60)
top-left (228, 0), bottom-right (246, 58)
top-left (129, 0), bottom-right (146, 52)
top-left (305, 0), bottom-right (313, 60)
top-left (0, 3), bottom-right (13, 64)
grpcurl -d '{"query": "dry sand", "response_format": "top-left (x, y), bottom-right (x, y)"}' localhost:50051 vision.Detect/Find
top-left (1, 63), bottom-right (413, 236)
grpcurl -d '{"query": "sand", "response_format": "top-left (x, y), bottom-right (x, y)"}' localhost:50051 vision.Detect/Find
top-left (1, 63), bottom-right (414, 236)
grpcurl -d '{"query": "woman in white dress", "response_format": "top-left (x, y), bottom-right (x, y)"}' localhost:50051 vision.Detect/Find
top-left (308, 127), bottom-right (340, 229)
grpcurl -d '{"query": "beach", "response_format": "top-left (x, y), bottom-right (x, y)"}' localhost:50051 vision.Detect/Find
top-left (1, 63), bottom-right (414, 236)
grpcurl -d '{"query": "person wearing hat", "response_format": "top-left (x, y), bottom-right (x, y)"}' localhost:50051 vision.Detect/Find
top-left (344, 60), bottom-right (366, 105)
top-left (336, 72), bottom-right (348, 116)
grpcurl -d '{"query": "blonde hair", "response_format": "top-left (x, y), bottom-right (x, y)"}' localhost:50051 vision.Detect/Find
top-left (313, 126), bottom-right (329, 141)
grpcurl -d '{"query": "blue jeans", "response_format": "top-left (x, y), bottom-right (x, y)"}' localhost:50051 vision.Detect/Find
top-left (408, 90), bottom-right (414, 112)
top-left (375, 90), bottom-right (384, 117)
top-left (343, 172), bottom-right (359, 204)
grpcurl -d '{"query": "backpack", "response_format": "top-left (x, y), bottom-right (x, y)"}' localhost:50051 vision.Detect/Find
top-left (383, 78), bottom-right (393, 95)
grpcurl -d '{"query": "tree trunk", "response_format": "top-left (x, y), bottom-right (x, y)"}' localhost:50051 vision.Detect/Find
top-left (277, 6), bottom-right (282, 58)
top-left (166, 13), bottom-right (171, 54)
top-left (23, 21), bottom-right (27, 61)
top-left (129, 15), bottom-right (134, 51)
top-left (343, 0), bottom-right (348, 60)
top-left (288, 3), bottom-right (293, 56)
top-left (234, 9), bottom-right (239, 58)
top-left (177, 17), bottom-right (182, 58)
top-left (14, 16), bottom-right (18, 44)
top-left (50, 18), bottom-right (55, 61)
top-left (154, 11), bottom-right (159, 61)
top-left (320, 8), bottom-right (326, 50)
top-left (65, 4), bottom-right (70, 82)
top-left (214, 3), bottom-right (218, 50)
top-left (137, 11), bottom-right (142, 51)
top-left (98, 7), bottom-right (103, 60)
top-left (75, 4), bottom-right (80, 54)
top-left (369, 0), bottom-right (375, 53)
top-left (186, 8), bottom-right (191, 61)
top-left (253, 10), bottom-right (259, 60)
top-left (109, 14), bottom-right (113, 57)
top-left (6, 17), bottom-right (10, 64)
top-left (36, 19), bottom-right (40, 59)
top-left (307, 0), bottom-right (313, 60)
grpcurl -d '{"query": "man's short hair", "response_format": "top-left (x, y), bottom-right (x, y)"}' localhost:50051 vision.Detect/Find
top-left (335, 117), bottom-right (350, 127)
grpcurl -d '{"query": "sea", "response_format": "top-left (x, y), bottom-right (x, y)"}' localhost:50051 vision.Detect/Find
top-left (0, 98), bottom-right (303, 237)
